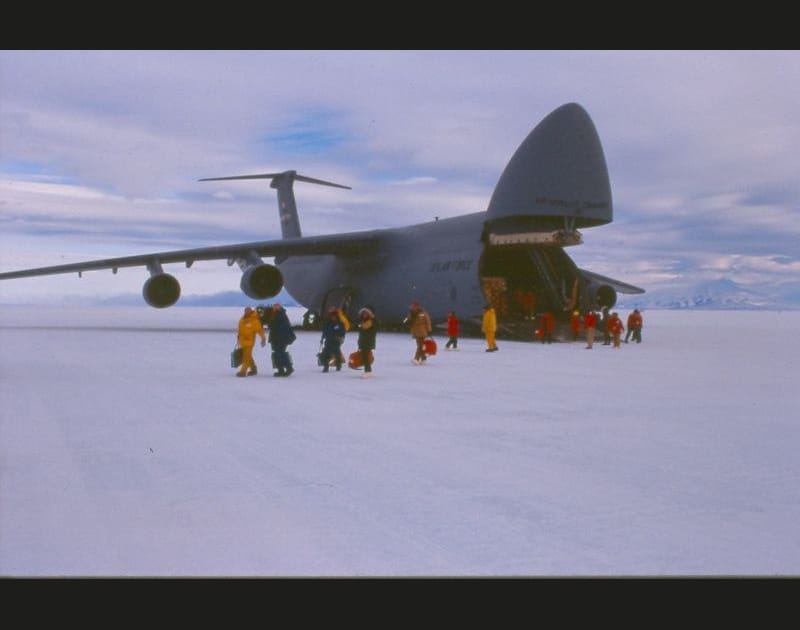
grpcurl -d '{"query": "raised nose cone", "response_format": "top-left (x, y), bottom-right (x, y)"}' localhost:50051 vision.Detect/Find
top-left (486, 103), bottom-right (612, 229)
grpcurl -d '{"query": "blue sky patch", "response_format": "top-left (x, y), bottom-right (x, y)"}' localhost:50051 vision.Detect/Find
top-left (1, 161), bottom-right (46, 175)
top-left (262, 111), bottom-right (348, 155)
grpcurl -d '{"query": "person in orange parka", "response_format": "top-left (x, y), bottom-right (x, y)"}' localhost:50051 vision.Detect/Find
top-left (625, 309), bottom-right (643, 344)
top-left (570, 310), bottom-right (582, 341)
top-left (539, 311), bottom-right (555, 344)
top-left (583, 309), bottom-right (597, 349)
top-left (608, 311), bottom-right (625, 348)
top-left (236, 306), bottom-right (266, 377)
top-left (445, 311), bottom-right (460, 350)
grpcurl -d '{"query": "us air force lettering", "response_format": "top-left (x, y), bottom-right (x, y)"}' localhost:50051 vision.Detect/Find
top-left (0, 103), bottom-right (644, 339)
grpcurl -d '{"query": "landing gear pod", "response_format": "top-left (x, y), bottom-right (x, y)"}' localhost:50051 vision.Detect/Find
top-left (302, 310), bottom-right (319, 330)
top-left (240, 263), bottom-right (283, 300)
top-left (143, 273), bottom-right (180, 308)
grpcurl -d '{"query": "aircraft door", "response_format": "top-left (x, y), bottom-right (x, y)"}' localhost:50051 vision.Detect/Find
top-left (479, 244), bottom-right (580, 337)
top-left (479, 245), bottom-right (542, 320)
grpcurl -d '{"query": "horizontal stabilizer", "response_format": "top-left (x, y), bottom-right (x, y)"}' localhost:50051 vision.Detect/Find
top-left (199, 171), bottom-right (351, 190)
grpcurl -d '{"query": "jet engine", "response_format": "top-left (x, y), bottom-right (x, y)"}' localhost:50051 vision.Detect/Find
top-left (143, 273), bottom-right (181, 308)
top-left (240, 263), bottom-right (283, 300)
top-left (585, 281), bottom-right (617, 310)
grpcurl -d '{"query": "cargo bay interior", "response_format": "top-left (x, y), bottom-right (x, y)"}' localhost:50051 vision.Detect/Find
top-left (479, 244), bottom-right (580, 338)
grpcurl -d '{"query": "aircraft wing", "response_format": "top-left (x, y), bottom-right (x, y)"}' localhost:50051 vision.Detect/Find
top-left (0, 230), bottom-right (385, 280)
top-left (578, 268), bottom-right (645, 294)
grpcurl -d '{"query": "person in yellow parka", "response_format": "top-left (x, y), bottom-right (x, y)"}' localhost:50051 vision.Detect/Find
top-left (482, 304), bottom-right (498, 352)
top-left (236, 306), bottom-right (266, 377)
top-left (336, 307), bottom-right (350, 366)
top-left (337, 308), bottom-right (350, 332)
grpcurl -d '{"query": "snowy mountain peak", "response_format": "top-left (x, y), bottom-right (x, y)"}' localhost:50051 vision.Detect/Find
top-left (618, 278), bottom-right (798, 310)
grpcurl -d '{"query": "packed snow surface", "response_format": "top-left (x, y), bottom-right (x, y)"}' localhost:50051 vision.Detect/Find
top-left (1, 306), bottom-right (798, 576)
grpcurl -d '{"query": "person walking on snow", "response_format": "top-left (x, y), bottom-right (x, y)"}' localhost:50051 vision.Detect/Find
top-left (319, 307), bottom-right (346, 372)
top-left (583, 309), bottom-right (597, 349)
top-left (445, 311), bottom-right (459, 350)
top-left (625, 309), bottom-right (643, 343)
top-left (236, 306), bottom-right (266, 377)
top-left (406, 300), bottom-right (432, 364)
top-left (335, 307), bottom-right (351, 364)
top-left (570, 310), bottom-right (582, 341)
top-left (608, 311), bottom-right (625, 348)
top-left (482, 304), bottom-right (498, 352)
top-left (268, 303), bottom-right (296, 377)
top-left (337, 307), bottom-right (350, 332)
top-left (601, 306), bottom-right (611, 345)
top-left (357, 306), bottom-right (377, 378)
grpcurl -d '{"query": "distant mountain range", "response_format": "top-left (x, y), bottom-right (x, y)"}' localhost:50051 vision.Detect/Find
top-left (100, 279), bottom-right (800, 310)
top-left (5, 280), bottom-right (798, 311)
top-left (90, 289), bottom-right (300, 308)
top-left (617, 278), bottom-right (800, 310)
top-left (169, 290), bottom-right (299, 308)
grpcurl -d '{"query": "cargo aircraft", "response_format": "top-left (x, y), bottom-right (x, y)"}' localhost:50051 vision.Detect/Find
top-left (0, 103), bottom-right (644, 338)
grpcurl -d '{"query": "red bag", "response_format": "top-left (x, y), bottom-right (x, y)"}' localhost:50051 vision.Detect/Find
top-left (348, 351), bottom-right (374, 369)
top-left (423, 338), bottom-right (437, 355)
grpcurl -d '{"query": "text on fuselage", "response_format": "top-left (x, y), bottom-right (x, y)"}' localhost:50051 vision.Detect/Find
top-left (430, 259), bottom-right (474, 272)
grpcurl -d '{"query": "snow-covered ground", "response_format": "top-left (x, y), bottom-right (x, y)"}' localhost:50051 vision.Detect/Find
top-left (1, 306), bottom-right (798, 576)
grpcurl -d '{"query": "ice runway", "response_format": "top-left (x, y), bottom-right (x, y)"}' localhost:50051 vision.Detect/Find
top-left (1, 306), bottom-right (798, 576)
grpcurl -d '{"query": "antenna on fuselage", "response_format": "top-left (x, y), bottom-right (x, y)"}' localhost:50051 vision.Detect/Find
top-left (199, 170), bottom-right (351, 239)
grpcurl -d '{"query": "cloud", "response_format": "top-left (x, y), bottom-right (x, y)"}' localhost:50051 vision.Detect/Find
top-left (389, 177), bottom-right (439, 186)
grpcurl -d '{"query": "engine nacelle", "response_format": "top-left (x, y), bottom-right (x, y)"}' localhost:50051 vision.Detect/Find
top-left (143, 273), bottom-right (181, 308)
top-left (586, 282), bottom-right (617, 310)
top-left (240, 263), bottom-right (283, 300)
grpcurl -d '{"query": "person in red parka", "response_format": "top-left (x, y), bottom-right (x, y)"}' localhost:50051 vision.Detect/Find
top-left (608, 311), bottom-right (625, 348)
top-left (625, 309), bottom-right (643, 343)
top-left (583, 309), bottom-right (597, 349)
top-left (445, 311), bottom-right (460, 350)
top-left (570, 310), bottom-right (581, 341)
top-left (522, 291), bottom-right (536, 320)
top-left (539, 311), bottom-right (555, 344)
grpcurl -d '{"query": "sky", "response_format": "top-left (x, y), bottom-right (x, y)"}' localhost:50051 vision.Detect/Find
top-left (2, 50), bottom-right (800, 304)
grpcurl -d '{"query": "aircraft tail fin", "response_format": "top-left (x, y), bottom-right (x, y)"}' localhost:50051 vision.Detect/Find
top-left (199, 170), bottom-right (351, 239)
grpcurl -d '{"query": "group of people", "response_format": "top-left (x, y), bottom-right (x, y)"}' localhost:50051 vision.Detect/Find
top-left (234, 301), bottom-right (644, 379)
top-left (234, 303), bottom-right (297, 378)
top-left (479, 303), bottom-right (643, 351)
top-left (235, 302), bottom-right (377, 379)
top-left (575, 307), bottom-right (643, 349)
top-left (318, 304), bottom-right (377, 376)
